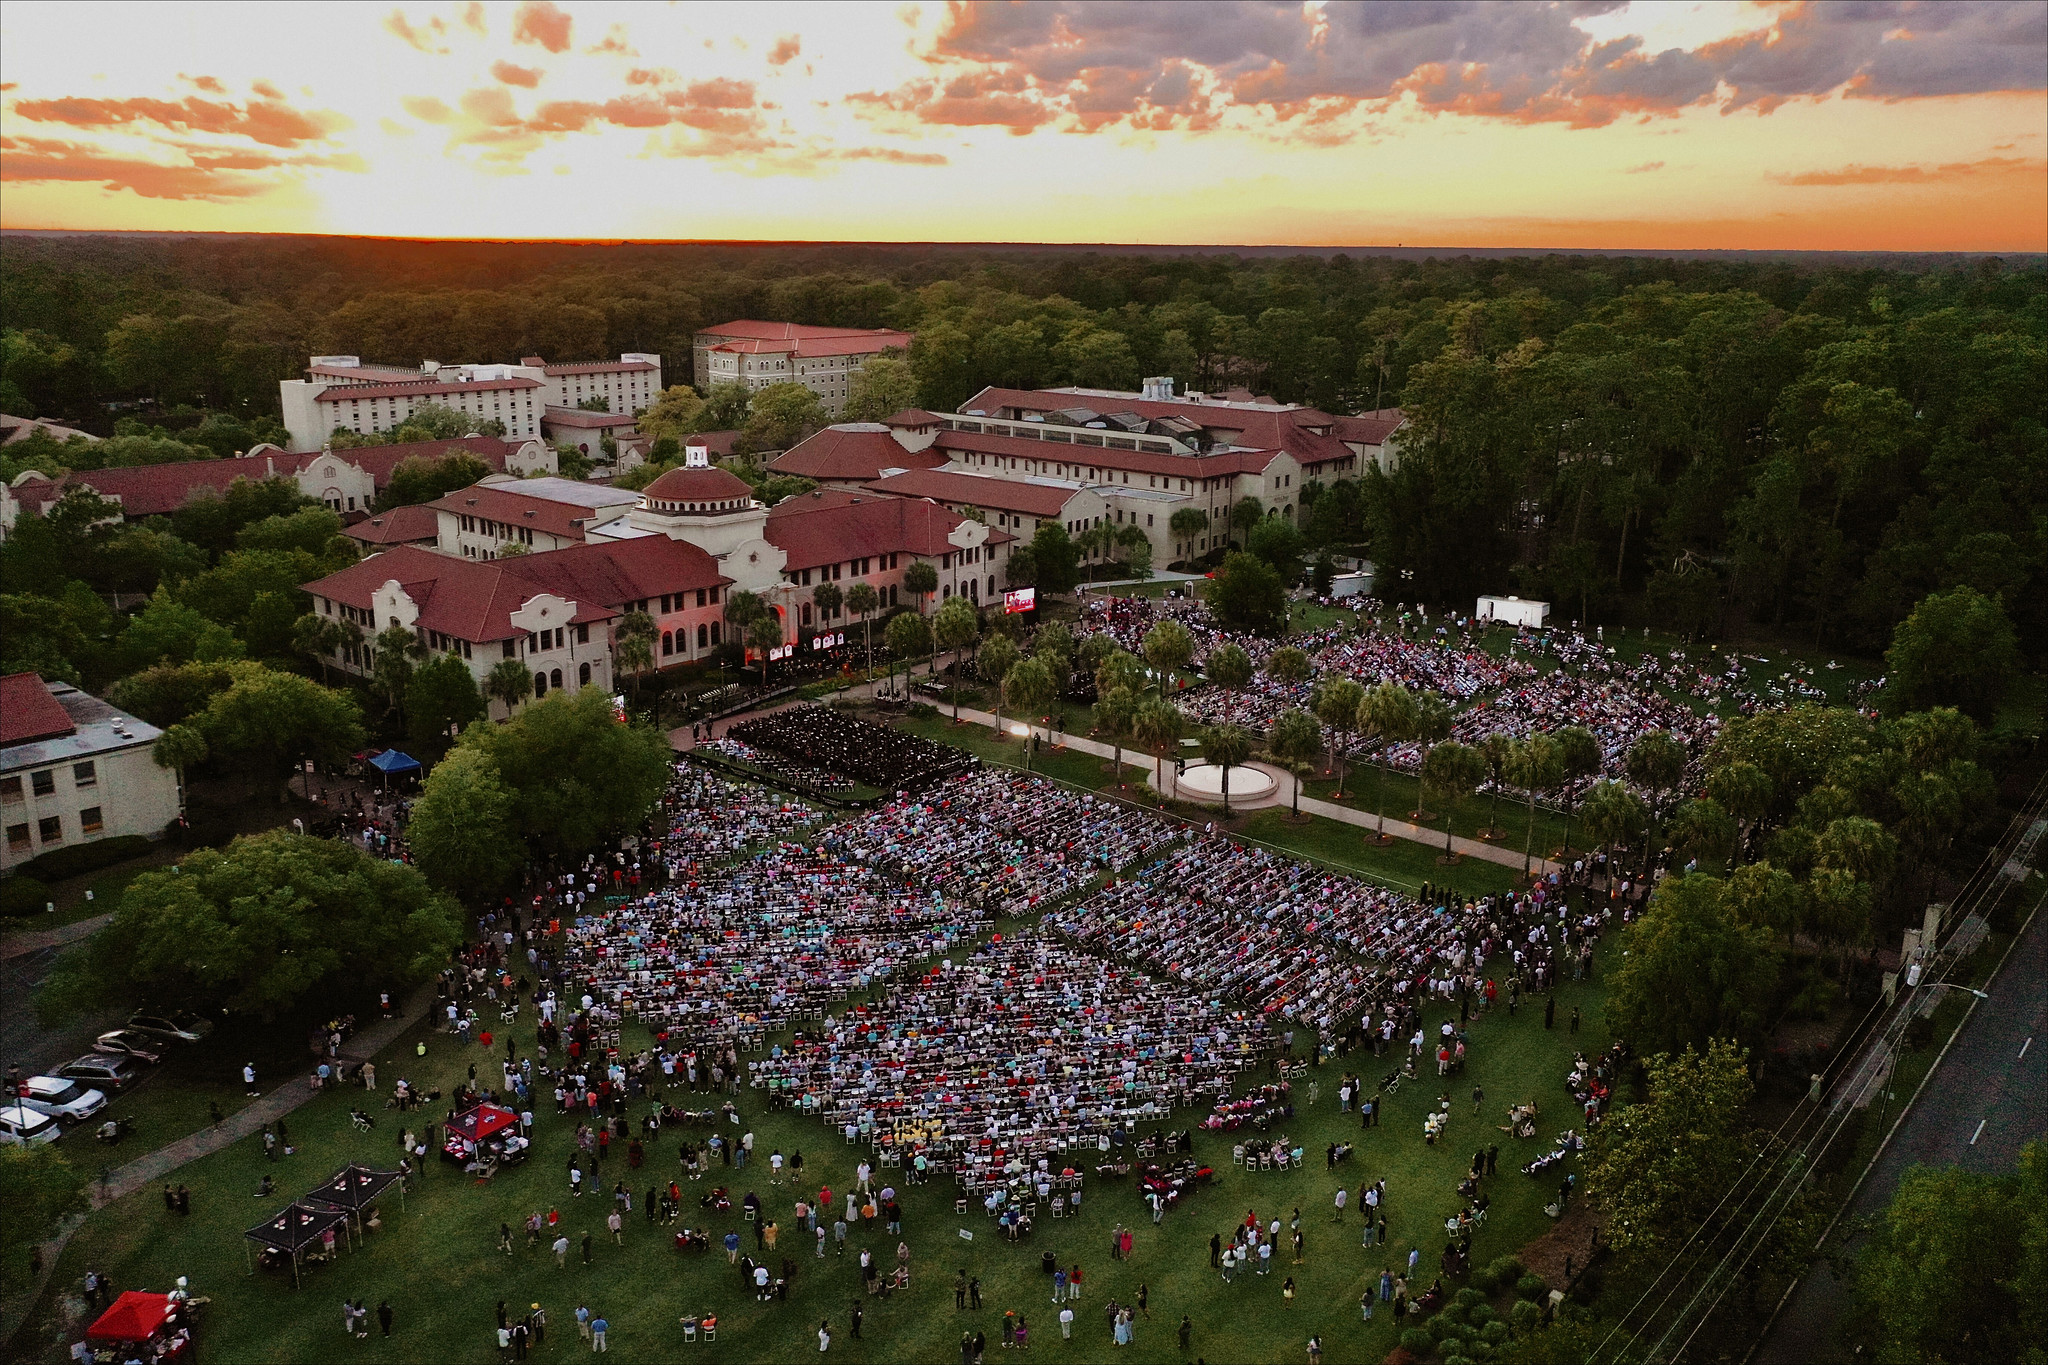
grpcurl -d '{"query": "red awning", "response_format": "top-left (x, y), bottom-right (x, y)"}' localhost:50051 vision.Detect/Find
top-left (88, 1291), bottom-right (175, 1341)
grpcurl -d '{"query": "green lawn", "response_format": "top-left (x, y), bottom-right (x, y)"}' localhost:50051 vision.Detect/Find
top-left (1235, 810), bottom-right (1521, 901)
top-left (1300, 768), bottom-right (1581, 861)
top-left (17, 949), bottom-right (1615, 1365)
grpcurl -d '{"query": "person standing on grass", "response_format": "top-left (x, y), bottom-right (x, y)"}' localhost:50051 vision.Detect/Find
top-left (1178, 1316), bottom-right (1191, 1354)
top-left (817, 1319), bottom-right (830, 1353)
top-left (379, 1301), bottom-right (393, 1337)
top-left (590, 1313), bottom-right (607, 1353)
top-left (607, 1210), bottom-right (623, 1245)
top-left (575, 1303), bottom-right (591, 1343)
top-left (553, 1234), bottom-right (570, 1268)
top-left (244, 1063), bottom-right (259, 1097)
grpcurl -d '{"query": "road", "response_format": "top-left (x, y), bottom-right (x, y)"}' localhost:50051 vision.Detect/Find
top-left (1756, 882), bottom-right (2048, 1363)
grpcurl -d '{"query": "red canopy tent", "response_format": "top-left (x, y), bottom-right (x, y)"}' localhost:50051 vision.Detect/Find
top-left (87, 1290), bottom-right (176, 1341)
top-left (446, 1104), bottom-right (518, 1146)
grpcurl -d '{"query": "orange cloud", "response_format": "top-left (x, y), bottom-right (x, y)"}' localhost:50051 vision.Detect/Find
top-left (1624, 161), bottom-right (1666, 174)
top-left (460, 2), bottom-right (485, 36)
top-left (587, 26), bottom-right (635, 57)
top-left (182, 74), bottom-right (227, 94)
top-left (0, 133), bottom-right (361, 201)
top-left (10, 93), bottom-right (347, 148)
top-left (492, 60), bottom-right (544, 88)
top-left (402, 95), bottom-right (455, 124)
top-left (383, 9), bottom-right (449, 55)
top-left (769, 35), bottom-right (802, 67)
top-left (1768, 156), bottom-right (2043, 185)
top-left (512, 1), bottom-right (572, 55)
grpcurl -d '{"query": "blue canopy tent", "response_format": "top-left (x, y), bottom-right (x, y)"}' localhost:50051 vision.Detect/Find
top-left (365, 749), bottom-right (422, 790)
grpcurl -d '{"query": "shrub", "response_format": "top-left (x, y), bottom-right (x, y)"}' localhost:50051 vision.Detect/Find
top-left (1481, 1320), bottom-right (1511, 1345)
top-left (1516, 1273), bottom-right (1548, 1302)
top-left (1487, 1254), bottom-right (1524, 1283)
top-left (1468, 1266), bottom-right (1498, 1293)
top-left (1469, 1304), bottom-right (1497, 1326)
top-left (1428, 1314), bottom-right (1460, 1340)
top-left (905, 701), bottom-right (938, 719)
top-left (0, 876), bottom-right (52, 918)
top-left (1456, 1287), bottom-right (1487, 1309)
top-left (1509, 1299), bottom-right (1543, 1333)
top-left (1400, 1328), bottom-right (1435, 1355)
top-left (17, 835), bottom-right (153, 882)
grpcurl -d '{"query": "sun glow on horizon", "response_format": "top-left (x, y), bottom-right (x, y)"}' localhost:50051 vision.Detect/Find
top-left (1, 1), bottom-right (2042, 251)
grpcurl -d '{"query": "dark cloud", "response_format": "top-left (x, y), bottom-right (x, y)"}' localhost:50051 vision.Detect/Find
top-left (854, 0), bottom-right (2045, 137)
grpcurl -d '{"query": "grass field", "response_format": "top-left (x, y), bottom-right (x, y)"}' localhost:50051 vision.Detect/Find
top-left (18, 937), bottom-right (1612, 1365)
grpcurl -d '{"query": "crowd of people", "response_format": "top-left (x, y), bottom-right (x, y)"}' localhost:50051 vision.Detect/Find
top-left (746, 933), bottom-right (1275, 1191)
top-left (730, 706), bottom-right (973, 792)
top-left (659, 761), bottom-right (825, 860)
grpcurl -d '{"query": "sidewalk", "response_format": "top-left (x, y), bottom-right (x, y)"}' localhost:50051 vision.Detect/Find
top-left (937, 701), bottom-right (1556, 875)
top-left (0, 913), bottom-right (113, 963)
top-left (3, 989), bottom-right (434, 1349)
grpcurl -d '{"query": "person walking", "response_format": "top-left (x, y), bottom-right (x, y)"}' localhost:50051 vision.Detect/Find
top-left (378, 1301), bottom-right (393, 1337)
top-left (956, 1270), bottom-right (968, 1309)
top-left (590, 1313), bottom-right (607, 1353)
top-left (817, 1319), bottom-right (831, 1353)
top-left (581, 1230), bottom-right (594, 1264)
top-left (1136, 1283), bottom-right (1149, 1319)
top-left (1177, 1316), bottom-right (1191, 1355)
top-left (244, 1063), bottom-right (259, 1097)
top-left (553, 1234), bottom-right (570, 1268)
top-left (1307, 1334), bottom-right (1323, 1365)
top-left (607, 1210), bottom-right (623, 1245)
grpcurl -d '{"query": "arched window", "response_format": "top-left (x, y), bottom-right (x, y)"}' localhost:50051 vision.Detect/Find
top-left (710, 622), bottom-right (722, 646)
top-left (533, 671), bottom-right (549, 696)
top-left (579, 662), bottom-right (591, 685)
top-left (661, 631), bottom-right (674, 657)
top-left (697, 624), bottom-right (708, 649)
top-left (968, 580), bottom-right (978, 601)
top-left (549, 668), bottom-right (563, 690)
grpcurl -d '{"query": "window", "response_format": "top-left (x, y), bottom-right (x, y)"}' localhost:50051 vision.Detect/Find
top-left (579, 662), bottom-right (591, 686)
top-left (711, 622), bottom-right (722, 646)
top-left (661, 631), bottom-right (674, 657)
top-left (6, 824), bottom-right (28, 854)
top-left (503, 640), bottom-right (517, 659)
top-left (697, 624), bottom-right (708, 649)
top-left (576, 624), bottom-right (590, 645)
top-left (0, 776), bottom-right (20, 804)
top-left (30, 770), bottom-right (55, 797)
top-left (73, 762), bottom-right (97, 788)
top-left (550, 669), bottom-right (562, 690)
top-left (533, 671), bottom-right (549, 697)
top-left (37, 815), bottom-right (62, 844)
top-left (79, 807), bottom-right (103, 835)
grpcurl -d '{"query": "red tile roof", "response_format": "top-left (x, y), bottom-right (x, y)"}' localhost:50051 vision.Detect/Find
top-left (542, 407), bottom-right (639, 429)
top-left (286, 438), bottom-right (517, 480)
top-left (957, 387), bottom-right (1373, 468)
top-left (0, 673), bottom-right (76, 747)
top-left (642, 466), bottom-right (755, 503)
top-left (862, 467), bottom-right (1082, 518)
top-left (934, 429), bottom-right (1276, 481)
top-left (765, 489), bottom-right (1010, 573)
top-left (507, 537), bottom-right (730, 605)
top-left (302, 545), bottom-right (615, 644)
top-left (1332, 410), bottom-right (1408, 445)
top-left (12, 458), bottom-right (298, 518)
top-left (425, 485), bottom-right (608, 542)
top-left (315, 377), bottom-right (542, 402)
top-left (883, 409), bottom-right (942, 427)
top-left (342, 505), bottom-right (440, 546)
top-left (681, 431), bottom-right (741, 458)
top-left (768, 427), bottom-right (946, 483)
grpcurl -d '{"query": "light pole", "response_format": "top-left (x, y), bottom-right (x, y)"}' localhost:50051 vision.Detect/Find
top-left (1011, 722), bottom-right (1032, 773)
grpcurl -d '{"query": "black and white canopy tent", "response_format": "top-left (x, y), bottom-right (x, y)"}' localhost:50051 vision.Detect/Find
top-left (304, 1162), bottom-right (405, 1229)
top-left (243, 1201), bottom-right (351, 1285)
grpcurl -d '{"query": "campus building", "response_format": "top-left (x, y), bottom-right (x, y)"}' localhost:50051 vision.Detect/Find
top-left (691, 322), bottom-right (912, 415)
top-left (278, 354), bottom-right (661, 452)
top-left (0, 437), bottom-right (556, 535)
top-left (1, 674), bottom-right (182, 872)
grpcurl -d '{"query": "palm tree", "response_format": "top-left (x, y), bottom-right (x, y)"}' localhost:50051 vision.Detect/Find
top-left (1267, 708), bottom-right (1322, 819)
top-left (1421, 740), bottom-right (1486, 860)
top-left (1266, 646), bottom-right (1311, 692)
top-left (1408, 689), bottom-right (1452, 819)
top-left (901, 561), bottom-right (938, 617)
top-left (1506, 732), bottom-right (1563, 880)
top-left (373, 623), bottom-right (425, 724)
top-left (1198, 723), bottom-right (1254, 816)
top-left (1580, 779), bottom-right (1649, 882)
top-left (746, 612), bottom-right (783, 689)
top-left (1094, 684), bottom-right (1140, 787)
top-left (1207, 643), bottom-right (1254, 691)
top-left (292, 612), bottom-right (345, 686)
top-left (485, 657), bottom-right (533, 717)
top-left (811, 581), bottom-right (844, 638)
top-left (1130, 696), bottom-right (1186, 798)
top-left (1313, 676), bottom-right (1366, 797)
top-left (1478, 731), bottom-right (1514, 839)
top-left (1168, 506), bottom-right (1210, 564)
top-left (1554, 725), bottom-right (1603, 856)
top-left (978, 634), bottom-right (1020, 732)
top-left (614, 609), bottom-right (657, 700)
top-left (1003, 657), bottom-right (1057, 771)
top-left (844, 582), bottom-right (880, 678)
top-left (1141, 620), bottom-right (1193, 698)
top-left (1625, 729), bottom-right (1688, 872)
top-left (885, 610), bottom-right (932, 700)
top-left (932, 596), bottom-right (981, 722)
top-left (1357, 681), bottom-right (1416, 841)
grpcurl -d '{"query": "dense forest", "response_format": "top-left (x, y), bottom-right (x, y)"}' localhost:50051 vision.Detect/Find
top-left (2, 235), bottom-right (2042, 657)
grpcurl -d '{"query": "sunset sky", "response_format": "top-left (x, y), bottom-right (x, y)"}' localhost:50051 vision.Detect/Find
top-left (2, 0), bottom-right (2042, 251)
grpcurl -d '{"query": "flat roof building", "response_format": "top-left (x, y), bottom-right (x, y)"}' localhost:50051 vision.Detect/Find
top-left (1, 674), bottom-right (183, 871)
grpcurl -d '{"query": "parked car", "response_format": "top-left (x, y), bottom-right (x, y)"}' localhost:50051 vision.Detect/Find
top-left (56, 1053), bottom-right (149, 1093)
top-left (125, 1010), bottom-right (213, 1043)
top-left (15, 1076), bottom-right (107, 1122)
top-left (91, 1031), bottom-right (165, 1064)
top-left (0, 1105), bottom-right (61, 1146)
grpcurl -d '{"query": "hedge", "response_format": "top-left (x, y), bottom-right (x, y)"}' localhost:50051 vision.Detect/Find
top-left (15, 834), bottom-right (153, 882)
top-left (0, 876), bottom-right (52, 918)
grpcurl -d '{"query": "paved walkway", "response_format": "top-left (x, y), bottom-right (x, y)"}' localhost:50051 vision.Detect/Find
top-left (0, 913), bottom-right (113, 962)
top-left (939, 702), bottom-right (1556, 875)
top-left (3, 989), bottom-right (434, 1350)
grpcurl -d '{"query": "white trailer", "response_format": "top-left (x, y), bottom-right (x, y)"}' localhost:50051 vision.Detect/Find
top-left (1477, 595), bottom-right (1550, 628)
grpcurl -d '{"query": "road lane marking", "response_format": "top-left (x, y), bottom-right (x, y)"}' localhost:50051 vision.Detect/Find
top-left (1970, 1119), bottom-right (1987, 1146)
